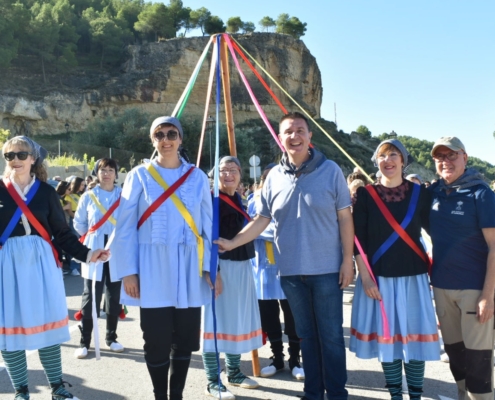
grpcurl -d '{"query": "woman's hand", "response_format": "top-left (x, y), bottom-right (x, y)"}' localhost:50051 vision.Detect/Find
top-left (123, 274), bottom-right (140, 299)
top-left (214, 238), bottom-right (234, 253)
top-left (362, 276), bottom-right (382, 301)
top-left (204, 271), bottom-right (223, 299)
top-left (90, 249), bottom-right (111, 263)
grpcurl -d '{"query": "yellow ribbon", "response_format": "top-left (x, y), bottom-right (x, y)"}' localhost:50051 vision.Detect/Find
top-left (232, 37), bottom-right (373, 184)
top-left (265, 241), bottom-right (276, 265)
top-left (146, 163), bottom-right (204, 277)
top-left (88, 191), bottom-right (117, 226)
top-left (66, 193), bottom-right (80, 211)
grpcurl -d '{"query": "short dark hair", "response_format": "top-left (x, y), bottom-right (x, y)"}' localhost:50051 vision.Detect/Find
top-left (97, 158), bottom-right (118, 172)
top-left (55, 181), bottom-right (70, 196)
top-left (279, 112), bottom-right (310, 130)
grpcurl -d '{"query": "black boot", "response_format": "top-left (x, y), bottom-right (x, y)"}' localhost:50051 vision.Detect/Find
top-left (408, 385), bottom-right (423, 400)
top-left (169, 350), bottom-right (192, 400)
top-left (78, 318), bottom-right (93, 349)
top-left (146, 361), bottom-right (170, 400)
top-left (288, 336), bottom-right (301, 370)
top-left (260, 335), bottom-right (285, 377)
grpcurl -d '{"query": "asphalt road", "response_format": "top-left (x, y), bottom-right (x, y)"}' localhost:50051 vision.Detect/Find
top-left (0, 274), bottom-right (463, 399)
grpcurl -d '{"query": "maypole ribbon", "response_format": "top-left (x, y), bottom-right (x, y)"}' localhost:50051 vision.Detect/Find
top-left (172, 36), bottom-right (213, 119)
top-left (196, 39), bottom-right (218, 167)
top-left (223, 34), bottom-right (284, 152)
top-left (354, 236), bottom-right (391, 339)
top-left (231, 37), bottom-right (372, 183)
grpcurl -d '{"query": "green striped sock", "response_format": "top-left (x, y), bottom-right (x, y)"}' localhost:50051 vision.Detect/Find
top-left (38, 345), bottom-right (62, 385)
top-left (381, 359), bottom-right (403, 400)
top-left (1, 350), bottom-right (28, 392)
top-left (404, 359), bottom-right (424, 399)
top-left (202, 352), bottom-right (220, 383)
top-left (226, 354), bottom-right (246, 383)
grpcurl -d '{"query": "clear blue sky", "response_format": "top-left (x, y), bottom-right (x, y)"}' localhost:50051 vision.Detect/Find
top-left (163, 0), bottom-right (495, 164)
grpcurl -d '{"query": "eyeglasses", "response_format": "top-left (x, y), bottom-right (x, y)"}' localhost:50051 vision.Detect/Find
top-left (4, 151), bottom-right (32, 161)
top-left (153, 130), bottom-right (179, 141)
top-left (99, 169), bottom-right (115, 175)
top-left (432, 151), bottom-right (464, 162)
top-left (219, 169), bottom-right (240, 175)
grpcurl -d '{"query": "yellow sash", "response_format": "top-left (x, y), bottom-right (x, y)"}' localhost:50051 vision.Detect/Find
top-left (265, 241), bottom-right (276, 265)
top-left (146, 163), bottom-right (203, 277)
top-left (89, 191), bottom-right (117, 226)
top-left (66, 193), bottom-right (80, 211)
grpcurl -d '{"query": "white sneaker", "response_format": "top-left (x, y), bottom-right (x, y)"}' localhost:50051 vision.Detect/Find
top-left (440, 353), bottom-right (450, 363)
top-left (228, 376), bottom-right (259, 389)
top-left (71, 269), bottom-right (80, 276)
top-left (291, 365), bottom-right (305, 380)
top-left (205, 383), bottom-right (235, 399)
top-left (260, 365), bottom-right (278, 378)
top-left (74, 347), bottom-right (88, 359)
top-left (107, 341), bottom-right (124, 352)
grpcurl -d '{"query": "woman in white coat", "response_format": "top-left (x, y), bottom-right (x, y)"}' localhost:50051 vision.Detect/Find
top-left (73, 158), bottom-right (124, 358)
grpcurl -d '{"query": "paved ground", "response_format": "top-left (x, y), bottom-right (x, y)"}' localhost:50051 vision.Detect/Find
top-left (0, 274), bottom-right (463, 399)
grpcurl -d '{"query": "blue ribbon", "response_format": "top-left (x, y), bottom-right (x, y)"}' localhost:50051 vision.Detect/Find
top-left (371, 183), bottom-right (420, 265)
top-left (0, 179), bottom-right (40, 247)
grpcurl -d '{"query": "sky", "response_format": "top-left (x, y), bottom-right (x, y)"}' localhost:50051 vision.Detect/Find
top-left (163, 0), bottom-right (495, 164)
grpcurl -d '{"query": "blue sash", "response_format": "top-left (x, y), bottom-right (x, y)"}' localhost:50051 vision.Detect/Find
top-left (371, 183), bottom-right (420, 265)
top-left (0, 179), bottom-right (40, 247)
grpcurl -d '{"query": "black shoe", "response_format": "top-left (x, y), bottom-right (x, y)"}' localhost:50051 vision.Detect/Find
top-left (14, 385), bottom-right (29, 400)
top-left (50, 380), bottom-right (79, 400)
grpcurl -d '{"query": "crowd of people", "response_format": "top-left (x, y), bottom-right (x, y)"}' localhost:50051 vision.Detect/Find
top-left (0, 112), bottom-right (494, 400)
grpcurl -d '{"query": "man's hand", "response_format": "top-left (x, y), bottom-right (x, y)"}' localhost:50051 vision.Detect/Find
top-left (123, 274), bottom-right (140, 299)
top-left (90, 249), bottom-right (111, 263)
top-left (204, 271), bottom-right (223, 299)
top-left (214, 238), bottom-right (234, 253)
top-left (477, 293), bottom-right (494, 323)
top-left (339, 259), bottom-right (354, 289)
top-left (361, 276), bottom-right (382, 301)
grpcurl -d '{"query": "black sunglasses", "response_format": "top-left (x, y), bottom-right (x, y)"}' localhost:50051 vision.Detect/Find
top-left (153, 130), bottom-right (179, 141)
top-left (4, 151), bottom-right (32, 161)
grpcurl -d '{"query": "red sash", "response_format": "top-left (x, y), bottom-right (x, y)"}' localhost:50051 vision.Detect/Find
top-left (365, 185), bottom-right (431, 269)
top-left (137, 167), bottom-right (195, 229)
top-left (79, 197), bottom-right (121, 243)
top-left (219, 193), bottom-right (250, 222)
top-left (4, 178), bottom-right (61, 267)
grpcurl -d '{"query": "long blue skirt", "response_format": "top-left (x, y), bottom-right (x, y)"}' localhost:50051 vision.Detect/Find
top-left (0, 236), bottom-right (70, 351)
top-left (349, 273), bottom-right (440, 362)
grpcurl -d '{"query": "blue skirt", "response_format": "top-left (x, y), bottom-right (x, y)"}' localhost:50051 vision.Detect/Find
top-left (349, 273), bottom-right (440, 362)
top-left (251, 239), bottom-right (286, 300)
top-left (203, 259), bottom-right (262, 354)
top-left (0, 236), bottom-right (70, 351)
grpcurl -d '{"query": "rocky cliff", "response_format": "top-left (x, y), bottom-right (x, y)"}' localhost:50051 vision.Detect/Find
top-left (0, 33), bottom-right (322, 136)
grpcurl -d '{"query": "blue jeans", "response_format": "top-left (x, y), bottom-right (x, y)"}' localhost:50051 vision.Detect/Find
top-left (281, 273), bottom-right (348, 400)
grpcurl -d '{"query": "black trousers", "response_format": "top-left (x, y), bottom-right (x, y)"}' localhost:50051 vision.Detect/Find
top-left (259, 299), bottom-right (297, 338)
top-left (140, 307), bottom-right (201, 400)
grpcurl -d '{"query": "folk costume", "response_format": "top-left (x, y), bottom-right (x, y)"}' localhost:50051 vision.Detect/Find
top-left (247, 190), bottom-right (303, 379)
top-left (73, 184), bottom-right (123, 356)
top-left (113, 154), bottom-right (212, 400)
top-left (202, 189), bottom-right (262, 394)
top-left (0, 136), bottom-right (92, 400)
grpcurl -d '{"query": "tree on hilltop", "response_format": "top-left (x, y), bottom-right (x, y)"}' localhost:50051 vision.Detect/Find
top-left (259, 16), bottom-right (275, 32)
top-left (204, 15), bottom-right (225, 35)
top-left (275, 13), bottom-right (307, 39)
top-left (134, 2), bottom-right (174, 41)
top-left (189, 7), bottom-right (210, 36)
top-left (226, 16), bottom-right (242, 33)
top-left (356, 125), bottom-right (372, 138)
top-left (241, 21), bottom-right (255, 34)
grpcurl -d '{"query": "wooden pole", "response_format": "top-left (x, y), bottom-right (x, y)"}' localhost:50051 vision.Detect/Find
top-left (220, 35), bottom-right (236, 157)
top-left (251, 349), bottom-right (261, 377)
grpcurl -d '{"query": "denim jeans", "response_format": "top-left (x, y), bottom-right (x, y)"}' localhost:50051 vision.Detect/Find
top-left (281, 273), bottom-right (348, 400)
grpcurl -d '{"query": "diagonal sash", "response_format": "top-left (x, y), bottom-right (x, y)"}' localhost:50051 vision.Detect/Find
top-left (79, 192), bottom-right (121, 243)
top-left (0, 179), bottom-right (39, 248)
top-left (371, 183), bottom-right (420, 265)
top-left (139, 164), bottom-right (203, 276)
top-left (4, 178), bottom-right (61, 267)
top-left (366, 184), bottom-right (430, 268)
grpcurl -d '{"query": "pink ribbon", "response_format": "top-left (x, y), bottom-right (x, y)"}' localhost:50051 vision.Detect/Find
top-left (354, 236), bottom-right (391, 339)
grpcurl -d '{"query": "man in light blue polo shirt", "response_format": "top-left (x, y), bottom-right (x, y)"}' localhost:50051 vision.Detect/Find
top-left (216, 112), bottom-right (354, 400)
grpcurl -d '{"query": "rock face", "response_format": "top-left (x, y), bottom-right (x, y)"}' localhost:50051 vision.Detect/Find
top-left (0, 33), bottom-right (322, 136)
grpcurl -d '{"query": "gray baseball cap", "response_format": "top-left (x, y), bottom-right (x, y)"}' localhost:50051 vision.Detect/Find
top-left (431, 136), bottom-right (465, 156)
top-left (150, 116), bottom-right (184, 139)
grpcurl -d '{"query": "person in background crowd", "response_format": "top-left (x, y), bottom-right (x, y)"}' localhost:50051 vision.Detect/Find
top-left (248, 163), bottom-right (304, 381)
top-left (113, 116), bottom-right (213, 400)
top-left (202, 156), bottom-right (262, 400)
top-left (216, 112), bottom-right (354, 400)
top-left (65, 177), bottom-right (86, 276)
top-left (350, 139), bottom-right (439, 400)
top-left (73, 158), bottom-right (124, 359)
top-left (55, 181), bottom-right (72, 225)
top-left (85, 175), bottom-right (93, 186)
top-left (424, 181), bottom-right (431, 188)
top-left (406, 174), bottom-right (423, 185)
top-left (429, 137), bottom-right (495, 400)
top-left (0, 136), bottom-right (109, 400)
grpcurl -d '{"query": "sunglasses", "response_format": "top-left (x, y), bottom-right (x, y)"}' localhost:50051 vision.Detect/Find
top-left (153, 130), bottom-right (179, 141)
top-left (4, 151), bottom-right (32, 161)
top-left (432, 151), bottom-right (464, 162)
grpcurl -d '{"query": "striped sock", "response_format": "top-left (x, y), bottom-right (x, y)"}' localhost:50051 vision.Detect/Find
top-left (202, 352), bottom-right (220, 383)
top-left (1, 350), bottom-right (28, 392)
top-left (226, 353), bottom-right (246, 383)
top-left (38, 345), bottom-right (62, 385)
top-left (381, 359), bottom-right (403, 400)
top-left (404, 359), bottom-right (424, 399)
